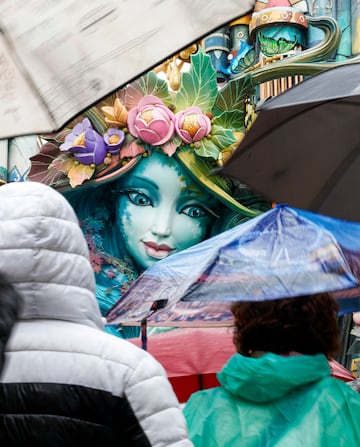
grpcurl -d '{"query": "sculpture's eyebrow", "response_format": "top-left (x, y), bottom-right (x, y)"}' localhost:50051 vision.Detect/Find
top-left (119, 175), bottom-right (159, 190)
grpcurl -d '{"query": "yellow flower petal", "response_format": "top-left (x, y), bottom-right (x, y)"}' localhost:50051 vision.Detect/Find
top-left (68, 163), bottom-right (95, 188)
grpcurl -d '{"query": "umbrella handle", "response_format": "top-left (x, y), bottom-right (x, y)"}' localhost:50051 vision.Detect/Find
top-left (141, 299), bottom-right (169, 351)
top-left (141, 317), bottom-right (148, 351)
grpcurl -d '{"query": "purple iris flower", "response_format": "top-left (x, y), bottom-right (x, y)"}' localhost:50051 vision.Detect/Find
top-left (104, 128), bottom-right (125, 155)
top-left (59, 118), bottom-right (107, 166)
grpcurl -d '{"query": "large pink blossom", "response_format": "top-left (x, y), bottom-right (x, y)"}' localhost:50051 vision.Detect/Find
top-left (175, 106), bottom-right (211, 144)
top-left (127, 95), bottom-right (175, 145)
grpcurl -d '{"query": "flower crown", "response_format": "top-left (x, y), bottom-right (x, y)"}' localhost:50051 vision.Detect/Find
top-left (30, 49), bottom-right (250, 189)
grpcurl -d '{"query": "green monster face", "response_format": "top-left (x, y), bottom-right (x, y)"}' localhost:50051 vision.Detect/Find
top-left (114, 151), bottom-right (219, 270)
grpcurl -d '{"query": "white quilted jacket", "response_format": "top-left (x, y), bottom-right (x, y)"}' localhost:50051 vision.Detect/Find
top-left (0, 181), bottom-right (193, 447)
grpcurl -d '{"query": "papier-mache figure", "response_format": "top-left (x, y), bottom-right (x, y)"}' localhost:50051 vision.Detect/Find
top-left (29, 48), bottom-right (271, 338)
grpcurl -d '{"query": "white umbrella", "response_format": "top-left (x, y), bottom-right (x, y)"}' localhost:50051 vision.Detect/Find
top-left (0, 0), bottom-right (255, 138)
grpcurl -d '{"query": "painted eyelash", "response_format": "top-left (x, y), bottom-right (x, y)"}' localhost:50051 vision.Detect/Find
top-left (112, 188), bottom-right (145, 195)
top-left (183, 203), bottom-right (220, 219)
top-left (201, 207), bottom-right (220, 219)
top-left (113, 189), bottom-right (220, 218)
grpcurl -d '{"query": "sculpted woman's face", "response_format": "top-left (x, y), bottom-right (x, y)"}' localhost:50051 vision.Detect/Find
top-left (114, 151), bottom-right (219, 270)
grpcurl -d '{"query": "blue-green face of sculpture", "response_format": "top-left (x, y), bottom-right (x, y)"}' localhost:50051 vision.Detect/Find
top-left (114, 151), bottom-right (219, 270)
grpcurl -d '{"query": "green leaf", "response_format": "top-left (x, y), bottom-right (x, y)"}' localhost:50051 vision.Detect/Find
top-left (40, 127), bottom-right (73, 144)
top-left (120, 71), bottom-right (173, 110)
top-left (278, 37), bottom-right (297, 54)
top-left (213, 110), bottom-right (245, 133)
top-left (139, 71), bottom-right (174, 104)
top-left (210, 125), bottom-right (236, 149)
top-left (84, 107), bottom-right (108, 134)
top-left (243, 49), bottom-right (256, 67)
top-left (175, 49), bottom-right (218, 112)
top-left (258, 33), bottom-right (297, 57)
top-left (213, 74), bottom-right (254, 117)
top-left (195, 138), bottom-right (221, 159)
top-left (230, 48), bottom-right (256, 73)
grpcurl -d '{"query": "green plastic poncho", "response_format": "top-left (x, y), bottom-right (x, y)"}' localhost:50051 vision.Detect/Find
top-left (183, 353), bottom-right (360, 446)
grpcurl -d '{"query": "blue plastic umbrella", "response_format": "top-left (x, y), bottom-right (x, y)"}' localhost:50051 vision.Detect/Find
top-left (106, 205), bottom-right (360, 328)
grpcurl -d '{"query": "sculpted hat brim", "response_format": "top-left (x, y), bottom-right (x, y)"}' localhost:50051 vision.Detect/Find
top-left (29, 141), bottom-right (143, 193)
top-left (29, 49), bottom-right (265, 218)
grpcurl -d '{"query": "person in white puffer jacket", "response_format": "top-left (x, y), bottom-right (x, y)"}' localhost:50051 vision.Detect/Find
top-left (0, 180), bottom-right (193, 447)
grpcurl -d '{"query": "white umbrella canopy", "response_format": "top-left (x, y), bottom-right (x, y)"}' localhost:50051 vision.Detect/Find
top-left (0, 0), bottom-right (255, 139)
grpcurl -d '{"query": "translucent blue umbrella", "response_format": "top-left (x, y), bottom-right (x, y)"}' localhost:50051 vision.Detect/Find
top-left (106, 205), bottom-right (360, 328)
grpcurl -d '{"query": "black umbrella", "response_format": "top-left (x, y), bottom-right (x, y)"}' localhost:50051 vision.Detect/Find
top-left (218, 61), bottom-right (360, 222)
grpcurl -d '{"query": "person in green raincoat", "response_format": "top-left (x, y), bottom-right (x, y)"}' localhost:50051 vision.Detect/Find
top-left (183, 292), bottom-right (360, 446)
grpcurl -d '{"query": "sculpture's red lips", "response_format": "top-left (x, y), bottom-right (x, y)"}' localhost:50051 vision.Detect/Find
top-left (144, 241), bottom-right (174, 252)
top-left (143, 241), bottom-right (175, 259)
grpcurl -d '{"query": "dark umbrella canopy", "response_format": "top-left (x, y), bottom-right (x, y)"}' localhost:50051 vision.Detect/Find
top-left (106, 205), bottom-right (360, 328)
top-left (217, 61), bottom-right (360, 222)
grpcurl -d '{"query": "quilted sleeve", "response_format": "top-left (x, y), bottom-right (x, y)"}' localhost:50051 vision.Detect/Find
top-left (125, 353), bottom-right (194, 447)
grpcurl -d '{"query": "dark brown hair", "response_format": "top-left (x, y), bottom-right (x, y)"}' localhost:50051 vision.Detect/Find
top-left (231, 293), bottom-right (340, 359)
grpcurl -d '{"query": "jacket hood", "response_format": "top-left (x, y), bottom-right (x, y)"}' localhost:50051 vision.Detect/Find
top-left (0, 181), bottom-right (103, 331)
top-left (217, 352), bottom-right (331, 403)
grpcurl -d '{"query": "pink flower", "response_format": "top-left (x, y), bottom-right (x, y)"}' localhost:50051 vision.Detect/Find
top-left (175, 106), bottom-right (211, 144)
top-left (127, 95), bottom-right (175, 145)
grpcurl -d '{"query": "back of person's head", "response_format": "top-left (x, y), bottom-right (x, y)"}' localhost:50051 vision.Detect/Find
top-left (0, 181), bottom-right (103, 330)
top-left (0, 271), bottom-right (22, 374)
top-left (231, 293), bottom-right (340, 359)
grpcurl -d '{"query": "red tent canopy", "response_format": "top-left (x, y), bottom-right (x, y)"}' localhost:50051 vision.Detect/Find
top-left (129, 327), bottom-right (355, 403)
